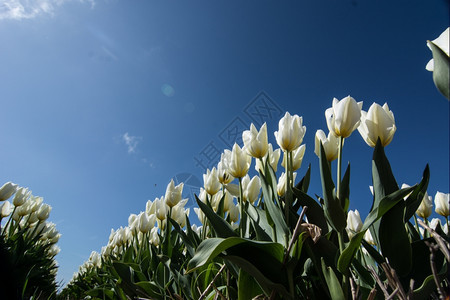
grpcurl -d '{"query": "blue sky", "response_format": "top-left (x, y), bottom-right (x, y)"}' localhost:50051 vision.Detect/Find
top-left (0, 0), bottom-right (448, 286)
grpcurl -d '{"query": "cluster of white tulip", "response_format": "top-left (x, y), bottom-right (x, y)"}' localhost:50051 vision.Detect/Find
top-left (69, 178), bottom-right (195, 283)
top-left (0, 181), bottom-right (61, 256)
top-left (314, 96), bottom-right (397, 163)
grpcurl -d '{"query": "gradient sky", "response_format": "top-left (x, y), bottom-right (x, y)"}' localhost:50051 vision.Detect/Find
top-left (0, 0), bottom-right (448, 286)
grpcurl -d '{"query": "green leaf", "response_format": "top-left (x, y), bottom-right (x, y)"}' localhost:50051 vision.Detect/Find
top-left (247, 204), bottom-right (274, 241)
top-left (319, 143), bottom-right (346, 232)
top-left (337, 186), bottom-right (414, 274)
top-left (238, 269), bottom-right (264, 300)
top-left (339, 163), bottom-right (351, 212)
top-left (187, 237), bottom-right (284, 273)
top-left (292, 187), bottom-right (328, 234)
top-left (321, 258), bottom-right (345, 300)
top-left (428, 40), bottom-right (450, 100)
top-left (260, 171), bottom-right (290, 245)
top-left (169, 217), bottom-right (196, 257)
top-left (227, 255), bottom-right (291, 299)
top-left (135, 281), bottom-right (162, 298)
top-left (403, 165), bottom-right (430, 222)
top-left (195, 194), bottom-right (237, 238)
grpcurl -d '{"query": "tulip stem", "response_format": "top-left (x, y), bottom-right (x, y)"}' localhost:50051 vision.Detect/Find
top-left (238, 177), bottom-right (245, 237)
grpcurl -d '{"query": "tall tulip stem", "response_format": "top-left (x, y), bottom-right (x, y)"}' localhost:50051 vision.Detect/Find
top-left (238, 177), bottom-right (245, 237)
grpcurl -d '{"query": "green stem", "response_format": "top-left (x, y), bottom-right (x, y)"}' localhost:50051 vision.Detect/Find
top-left (238, 177), bottom-right (245, 237)
top-left (413, 214), bottom-right (421, 237)
top-left (285, 150), bottom-right (292, 225)
top-left (337, 136), bottom-right (343, 199)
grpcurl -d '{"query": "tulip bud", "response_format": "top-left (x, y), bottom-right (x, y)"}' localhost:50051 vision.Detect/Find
top-left (358, 102), bottom-right (396, 147)
top-left (325, 96), bottom-right (362, 138)
top-left (242, 123), bottom-right (269, 159)
top-left (203, 168), bottom-right (221, 195)
top-left (277, 172), bottom-right (297, 197)
top-left (416, 192), bottom-right (433, 219)
top-left (13, 187), bottom-right (30, 207)
top-left (217, 151), bottom-right (234, 184)
top-left (223, 191), bottom-right (235, 212)
top-left (314, 130), bottom-right (339, 161)
top-left (364, 230), bottom-right (376, 245)
top-left (0, 201), bottom-right (12, 218)
top-left (165, 179), bottom-right (184, 208)
top-left (0, 182), bottom-right (18, 201)
top-left (37, 203), bottom-right (51, 221)
top-left (150, 227), bottom-right (160, 246)
top-left (274, 112), bottom-right (306, 152)
top-left (194, 207), bottom-right (206, 225)
top-left (146, 199), bottom-right (156, 215)
top-left (228, 203), bottom-right (239, 223)
top-left (155, 197), bottom-right (167, 221)
top-left (346, 210), bottom-right (363, 239)
top-left (138, 212), bottom-right (153, 234)
top-left (242, 175), bottom-right (261, 204)
top-left (228, 143), bottom-right (251, 178)
top-left (426, 27), bottom-right (449, 72)
top-left (434, 191), bottom-right (449, 217)
top-left (281, 144), bottom-right (306, 171)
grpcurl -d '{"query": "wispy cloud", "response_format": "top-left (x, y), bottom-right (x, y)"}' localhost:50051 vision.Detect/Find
top-left (122, 132), bottom-right (142, 154)
top-left (0, 0), bottom-right (95, 20)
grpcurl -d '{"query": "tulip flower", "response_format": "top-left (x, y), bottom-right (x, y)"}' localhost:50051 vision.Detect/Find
top-left (281, 144), bottom-right (306, 171)
top-left (203, 168), bottom-right (221, 195)
top-left (227, 143), bottom-right (251, 178)
top-left (37, 203), bottom-right (52, 221)
top-left (0, 182), bottom-right (18, 201)
top-left (325, 96), bottom-right (362, 138)
top-left (358, 102), bottom-right (396, 147)
top-left (223, 191), bottom-right (235, 212)
top-left (165, 179), bottom-right (184, 208)
top-left (138, 212), bottom-right (154, 234)
top-left (242, 123), bottom-right (269, 159)
top-left (364, 230), bottom-right (376, 245)
top-left (416, 192), bottom-right (433, 219)
top-left (150, 227), bottom-right (160, 246)
top-left (434, 191), bottom-right (449, 217)
top-left (0, 201), bottom-right (12, 218)
top-left (13, 187), bottom-right (30, 207)
top-left (314, 130), bottom-right (339, 161)
top-left (155, 197), bottom-right (167, 220)
top-left (194, 207), bottom-right (206, 225)
top-left (228, 203), bottom-right (239, 223)
top-left (217, 151), bottom-right (234, 184)
top-left (277, 172), bottom-right (297, 197)
top-left (255, 143), bottom-right (281, 173)
top-left (346, 210), bottom-right (363, 239)
top-left (274, 112), bottom-right (306, 152)
top-left (242, 175), bottom-right (261, 204)
top-left (426, 27), bottom-right (449, 72)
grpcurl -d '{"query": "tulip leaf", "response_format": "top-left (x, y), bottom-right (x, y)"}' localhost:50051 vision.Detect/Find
top-left (292, 187), bottom-right (328, 234)
top-left (195, 195), bottom-right (237, 238)
top-left (321, 258), bottom-right (345, 300)
top-left (370, 139), bottom-right (398, 246)
top-left (168, 218), bottom-right (196, 257)
top-left (319, 143), bottom-right (346, 233)
top-left (238, 269), bottom-right (264, 300)
top-left (247, 204), bottom-right (274, 241)
top-left (403, 164), bottom-right (430, 222)
top-left (428, 40), bottom-right (450, 100)
top-left (260, 172), bottom-right (290, 245)
top-left (187, 237), bottom-right (285, 274)
top-left (227, 255), bottom-right (291, 299)
top-left (134, 281), bottom-right (162, 299)
top-left (339, 163), bottom-right (351, 212)
top-left (337, 186), bottom-right (414, 274)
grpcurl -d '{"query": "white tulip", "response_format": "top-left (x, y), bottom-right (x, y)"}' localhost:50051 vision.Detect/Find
top-left (346, 210), bottom-right (363, 239)
top-left (242, 175), bottom-right (261, 204)
top-left (325, 96), bottom-right (362, 138)
top-left (228, 143), bottom-right (251, 178)
top-left (314, 130), bottom-right (339, 161)
top-left (434, 191), bottom-right (449, 217)
top-left (358, 102), bottom-right (396, 147)
top-left (0, 182), bottom-right (18, 201)
top-left (165, 179), bottom-right (184, 208)
top-left (217, 151), bottom-right (234, 184)
top-left (274, 112), bottom-right (306, 152)
top-left (0, 201), bottom-right (12, 218)
top-left (426, 27), bottom-right (449, 72)
top-left (242, 123), bottom-right (269, 159)
top-left (13, 187), bottom-right (30, 207)
top-left (203, 168), bottom-right (221, 195)
top-left (416, 192), bottom-right (433, 219)
top-left (281, 144), bottom-right (306, 171)
top-left (277, 172), bottom-right (297, 197)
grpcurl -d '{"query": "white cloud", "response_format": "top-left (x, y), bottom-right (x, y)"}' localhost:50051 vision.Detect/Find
top-left (0, 0), bottom-right (95, 20)
top-left (122, 132), bottom-right (142, 154)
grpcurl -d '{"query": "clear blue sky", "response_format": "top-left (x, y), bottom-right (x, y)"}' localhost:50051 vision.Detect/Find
top-left (0, 0), bottom-right (448, 286)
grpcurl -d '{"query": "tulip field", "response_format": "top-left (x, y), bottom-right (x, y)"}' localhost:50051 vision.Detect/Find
top-left (0, 29), bottom-right (449, 300)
